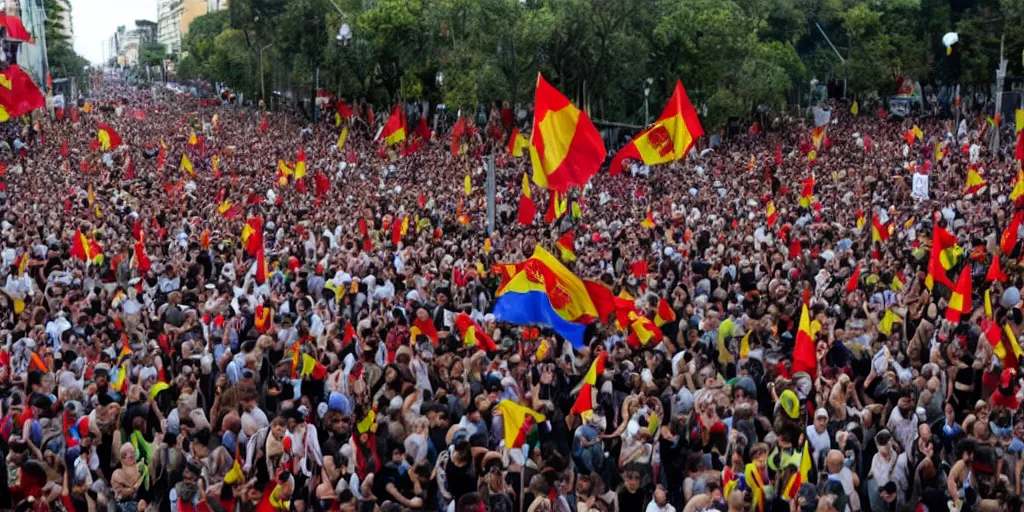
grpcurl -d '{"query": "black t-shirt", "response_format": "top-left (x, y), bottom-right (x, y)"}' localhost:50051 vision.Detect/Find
top-left (372, 463), bottom-right (402, 505)
top-left (618, 487), bottom-right (651, 512)
top-left (445, 459), bottom-right (476, 505)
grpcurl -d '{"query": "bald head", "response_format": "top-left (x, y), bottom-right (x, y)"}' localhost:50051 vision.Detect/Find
top-left (825, 449), bottom-right (844, 473)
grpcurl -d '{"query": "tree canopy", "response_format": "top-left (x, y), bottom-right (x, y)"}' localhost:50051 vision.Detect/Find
top-left (167, 0), bottom-right (1024, 129)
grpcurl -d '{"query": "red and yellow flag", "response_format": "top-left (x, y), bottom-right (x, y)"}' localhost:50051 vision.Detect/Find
top-left (571, 352), bottom-right (607, 418)
top-left (799, 176), bottom-right (815, 208)
top-left (945, 266), bottom-right (972, 322)
top-left (508, 127), bottom-right (529, 157)
top-left (810, 126), bottom-right (826, 151)
top-left (529, 74), bottom-right (606, 191)
top-left (792, 302), bottom-right (817, 379)
top-left (654, 297), bottom-right (676, 327)
top-left (96, 123), bottom-right (123, 151)
top-left (495, 399), bottom-right (546, 449)
top-left (871, 217), bottom-right (890, 242)
top-left (295, 147), bottom-right (307, 180)
top-left (609, 80), bottom-right (703, 175)
top-left (926, 225), bottom-right (958, 290)
top-left (517, 173), bottom-right (536, 226)
top-left (766, 200), bottom-right (778, 227)
top-left (454, 313), bottom-right (498, 352)
top-left (556, 231), bottom-right (575, 262)
top-left (965, 167), bottom-right (987, 195)
top-left (382, 105), bottom-right (406, 146)
top-left (0, 64), bottom-right (45, 121)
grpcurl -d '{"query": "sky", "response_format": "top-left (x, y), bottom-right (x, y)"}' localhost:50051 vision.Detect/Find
top-left (70, 0), bottom-right (159, 64)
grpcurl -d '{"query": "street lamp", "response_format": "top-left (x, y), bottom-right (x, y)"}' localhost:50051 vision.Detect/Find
top-left (260, 42), bottom-right (273, 103)
top-left (643, 77), bottom-right (653, 125)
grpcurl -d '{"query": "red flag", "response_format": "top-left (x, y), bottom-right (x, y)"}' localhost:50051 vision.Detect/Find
top-left (314, 172), bottom-right (330, 197)
top-left (60, 140), bottom-right (68, 158)
top-left (630, 260), bottom-right (649, 278)
top-left (124, 155), bottom-right (135, 180)
top-left (0, 14), bottom-right (33, 42)
top-left (451, 117), bottom-right (467, 157)
top-left (1015, 130), bottom-right (1024, 161)
top-left (863, 135), bottom-right (872, 152)
top-left (359, 218), bottom-right (369, 237)
top-left (415, 116), bottom-right (430, 141)
top-left (788, 238), bottom-right (801, 259)
top-left (259, 113), bottom-right (268, 133)
top-left (362, 236), bottom-right (373, 252)
top-left (343, 321), bottom-right (357, 344)
top-left (531, 74), bottom-right (607, 190)
top-left (774, 144), bottom-right (782, 166)
top-left (95, 123), bottom-right (123, 151)
top-left (71, 107), bottom-right (79, 123)
top-left (1002, 211), bottom-right (1023, 256)
top-left (517, 193), bottom-right (536, 226)
top-left (134, 242), bottom-right (151, 273)
top-left (254, 247), bottom-right (268, 285)
top-left (366, 104), bottom-right (374, 128)
top-left (391, 217), bottom-right (402, 246)
top-left (987, 255), bottom-right (1008, 283)
top-left (846, 266), bottom-right (860, 293)
top-left (336, 100), bottom-right (353, 120)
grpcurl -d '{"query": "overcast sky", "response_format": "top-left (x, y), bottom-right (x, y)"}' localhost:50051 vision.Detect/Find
top-left (70, 0), bottom-right (159, 64)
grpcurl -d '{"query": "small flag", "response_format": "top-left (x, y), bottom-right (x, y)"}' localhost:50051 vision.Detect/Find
top-left (850, 101), bottom-right (859, 115)
top-left (556, 231), bottom-right (575, 262)
top-left (464, 174), bottom-right (472, 195)
top-left (180, 154), bottom-right (194, 176)
top-left (337, 126), bottom-right (348, 149)
top-left (641, 207), bottom-right (655, 228)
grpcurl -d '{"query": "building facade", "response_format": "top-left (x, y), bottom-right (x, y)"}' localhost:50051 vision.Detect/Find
top-left (157, 0), bottom-right (184, 55)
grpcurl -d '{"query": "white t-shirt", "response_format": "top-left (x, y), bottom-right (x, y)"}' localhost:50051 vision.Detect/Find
top-left (644, 502), bottom-right (675, 512)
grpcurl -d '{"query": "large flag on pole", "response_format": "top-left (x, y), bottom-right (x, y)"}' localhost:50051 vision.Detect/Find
top-left (381, 105), bottom-right (407, 146)
top-left (529, 74), bottom-right (606, 191)
top-left (0, 64), bottom-right (44, 120)
top-left (609, 80), bottom-right (704, 175)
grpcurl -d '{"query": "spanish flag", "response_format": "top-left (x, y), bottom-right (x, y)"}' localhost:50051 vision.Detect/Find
top-left (781, 442), bottom-right (813, 500)
top-left (766, 200), bottom-right (777, 227)
top-left (495, 400), bottom-right (545, 449)
top-left (0, 64), bottom-right (45, 121)
top-left (241, 216), bottom-right (263, 256)
top-left (810, 126), bottom-right (826, 151)
top-left (70, 229), bottom-right (103, 263)
top-left (508, 127), bottom-right (529, 157)
top-left (913, 125), bottom-right (924, 142)
top-left (14, 251), bottom-right (27, 276)
top-left (1010, 169), bottom-right (1024, 202)
top-left (571, 352), bottom-right (606, 419)
top-left (945, 266), bottom-right (972, 322)
top-left (965, 167), bottom-right (987, 195)
top-left (300, 353), bottom-right (328, 380)
top-left (529, 74), bottom-right (606, 191)
top-left (993, 324), bottom-right (1024, 370)
top-left (609, 80), bottom-right (703, 175)
top-left (295, 147), bottom-right (307, 180)
top-left (382, 105), bottom-right (406, 146)
top-left (654, 297), bottom-right (676, 327)
top-left (626, 312), bottom-right (663, 348)
top-left (96, 123), bottom-right (123, 151)
top-left (641, 207), bottom-right (655, 228)
top-left (556, 231), bottom-right (576, 262)
top-left (518, 173), bottom-right (536, 226)
top-left (180, 153), bottom-right (194, 176)
top-left (871, 217), bottom-right (890, 242)
top-left (454, 312), bottom-right (497, 352)
top-left (1002, 211), bottom-right (1023, 256)
top-left (277, 160), bottom-right (293, 186)
top-left (926, 225), bottom-right (958, 290)
top-left (792, 301), bottom-right (817, 379)
top-left (411, 317), bottom-right (439, 345)
top-left (544, 190), bottom-right (567, 224)
top-left (799, 175), bottom-right (814, 207)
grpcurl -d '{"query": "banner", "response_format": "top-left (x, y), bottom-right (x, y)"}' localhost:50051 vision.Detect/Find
top-left (812, 106), bottom-right (831, 127)
top-left (912, 173), bottom-right (930, 200)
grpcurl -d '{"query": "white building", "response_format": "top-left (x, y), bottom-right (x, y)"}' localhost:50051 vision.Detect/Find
top-left (207, 0), bottom-right (228, 12)
top-left (57, 0), bottom-right (74, 46)
top-left (157, 0), bottom-right (184, 55)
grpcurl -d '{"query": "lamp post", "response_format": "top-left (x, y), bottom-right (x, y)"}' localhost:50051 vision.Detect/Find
top-left (643, 77), bottom-right (653, 125)
top-left (260, 42), bottom-right (273, 104)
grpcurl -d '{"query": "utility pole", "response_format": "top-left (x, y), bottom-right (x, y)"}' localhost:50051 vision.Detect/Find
top-left (486, 155), bottom-right (496, 235)
top-left (991, 34), bottom-right (1007, 153)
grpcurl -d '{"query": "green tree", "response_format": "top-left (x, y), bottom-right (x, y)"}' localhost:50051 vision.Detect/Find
top-left (139, 43), bottom-right (167, 67)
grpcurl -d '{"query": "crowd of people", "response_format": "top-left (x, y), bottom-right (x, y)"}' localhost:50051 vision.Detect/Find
top-left (1, 74), bottom-right (1023, 512)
